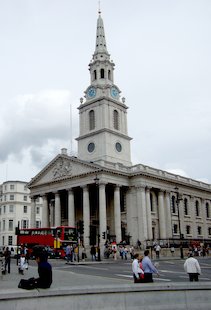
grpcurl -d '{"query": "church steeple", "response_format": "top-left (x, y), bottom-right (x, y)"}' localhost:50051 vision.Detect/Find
top-left (94, 11), bottom-right (108, 56)
top-left (76, 10), bottom-right (132, 167)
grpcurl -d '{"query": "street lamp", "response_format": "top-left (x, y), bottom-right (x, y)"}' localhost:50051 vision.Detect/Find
top-left (175, 187), bottom-right (184, 259)
top-left (94, 175), bottom-right (101, 261)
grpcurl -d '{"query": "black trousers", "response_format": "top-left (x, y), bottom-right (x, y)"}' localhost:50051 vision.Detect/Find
top-left (188, 273), bottom-right (199, 281)
top-left (144, 273), bottom-right (153, 283)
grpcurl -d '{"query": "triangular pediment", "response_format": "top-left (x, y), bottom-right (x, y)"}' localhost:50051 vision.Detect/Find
top-left (28, 155), bottom-right (101, 188)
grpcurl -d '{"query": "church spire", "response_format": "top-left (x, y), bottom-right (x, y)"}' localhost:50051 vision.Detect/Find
top-left (94, 9), bottom-right (109, 56)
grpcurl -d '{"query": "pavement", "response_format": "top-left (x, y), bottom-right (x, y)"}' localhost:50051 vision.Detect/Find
top-left (0, 257), bottom-right (129, 290)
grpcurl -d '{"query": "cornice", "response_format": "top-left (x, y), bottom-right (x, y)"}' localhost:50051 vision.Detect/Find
top-left (76, 128), bottom-right (132, 141)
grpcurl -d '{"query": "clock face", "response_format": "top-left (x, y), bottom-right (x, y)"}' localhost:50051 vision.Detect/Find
top-left (87, 86), bottom-right (96, 98)
top-left (88, 142), bottom-right (95, 153)
top-left (115, 142), bottom-right (122, 152)
top-left (111, 86), bottom-right (119, 98)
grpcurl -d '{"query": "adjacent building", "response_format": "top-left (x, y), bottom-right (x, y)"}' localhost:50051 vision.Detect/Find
top-left (0, 181), bottom-right (43, 247)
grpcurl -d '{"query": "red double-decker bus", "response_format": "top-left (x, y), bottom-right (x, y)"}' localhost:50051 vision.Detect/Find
top-left (17, 226), bottom-right (77, 258)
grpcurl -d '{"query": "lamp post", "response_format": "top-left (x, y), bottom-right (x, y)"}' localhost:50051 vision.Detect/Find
top-left (94, 175), bottom-right (101, 261)
top-left (175, 187), bottom-right (184, 259)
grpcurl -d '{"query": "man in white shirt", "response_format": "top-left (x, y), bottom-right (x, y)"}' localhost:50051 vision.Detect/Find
top-left (184, 253), bottom-right (201, 281)
top-left (132, 253), bottom-right (144, 283)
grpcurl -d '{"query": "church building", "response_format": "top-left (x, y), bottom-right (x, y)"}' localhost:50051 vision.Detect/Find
top-left (28, 11), bottom-right (211, 252)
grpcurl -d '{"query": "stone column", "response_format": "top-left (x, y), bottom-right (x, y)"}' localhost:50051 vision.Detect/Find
top-left (49, 200), bottom-right (54, 226)
top-left (158, 190), bottom-right (166, 239)
top-left (41, 195), bottom-right (49, 227)
top-left (189, 196), bottom-right (196, 238)
top-left (137, 186), bottom-right (148, 243)
top-left (114, 185), bottom-right (122, 243)
top-left (54, 192), bottom-right (61, 227)
top-left (202, 199), bottom-right (208, 239)
top-left (165, 191), bottom-right (172, 239)
top-left (99, 183), bottom-right (107, 250)
top-left (30, 197), bottom-right (36, 228)
top-left (146, 188), bottom-right (153, 240)
top-left (82, 185), bottom-right (90, 247)
top-left (68, 189), bottom-right (75, 227)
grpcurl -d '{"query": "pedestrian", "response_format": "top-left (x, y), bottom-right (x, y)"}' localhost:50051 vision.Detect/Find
top-left (132, 254), bottom-right (144, 283)
top-left (81, 245), bottom-right (87, 261)
top-left (19, 254), bottom-right (26, 275)
top-left (142, 250), bottom-right (159, 282)
top-left (90, 245), bottom-right (96, 261)
top-left (155, 244), bottom-right (161, 259)
top-left (4, 247), bottom-right (11, 274)
top-left (65, 244), bottom-right (72, 263)
top-left (184, 253), bottom-right (201, 282)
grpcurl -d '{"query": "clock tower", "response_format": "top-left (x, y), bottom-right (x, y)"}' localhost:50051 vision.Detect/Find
top-left (76, 10), bottom-right (132, 166)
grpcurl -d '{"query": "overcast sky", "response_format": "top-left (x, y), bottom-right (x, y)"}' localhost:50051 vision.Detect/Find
top-left (0, 0), bottom-right (211, 184)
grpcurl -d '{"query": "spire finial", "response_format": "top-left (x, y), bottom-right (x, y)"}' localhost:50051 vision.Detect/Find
top-left (98, 1), bottom-right (101, 14)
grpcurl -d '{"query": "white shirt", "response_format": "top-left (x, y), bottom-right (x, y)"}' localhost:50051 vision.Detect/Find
top-left (184, 257), bottom-right (201, 274)
top-left (132, 259), bottom-right (144, 279)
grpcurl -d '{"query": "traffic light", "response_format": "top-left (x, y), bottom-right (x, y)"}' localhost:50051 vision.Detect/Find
top-left (102, 232), bottom-right (106, 239)
top-left (79, 220), bottom-right (84, 234)
top-left (15, 226), bottom-right (20, 235)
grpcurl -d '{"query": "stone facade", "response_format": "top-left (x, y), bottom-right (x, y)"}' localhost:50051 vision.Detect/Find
top-left (28, 12), bottom-right (211, 253)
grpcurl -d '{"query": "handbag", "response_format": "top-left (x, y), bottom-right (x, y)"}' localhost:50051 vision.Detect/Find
top-left (18, 277), bottom-right (36, 290)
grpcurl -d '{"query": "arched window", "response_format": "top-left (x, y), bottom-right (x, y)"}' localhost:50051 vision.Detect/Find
top-left (195, 200), bottom-right (200, 217)
top-left (108, 70), bottom-right (111, 80)
top-left (184, 198), bottom-right (188, 215)
top-left (89, 110), bottom-right (95, 130)
top-left (171, 196), bottom-right (176, 213)
top-left (113, 110), bottom-right (119, 130)
top-left (206, 202), bottom-right (210, 218)
top-left (100, 68), bottom-right (104, 78)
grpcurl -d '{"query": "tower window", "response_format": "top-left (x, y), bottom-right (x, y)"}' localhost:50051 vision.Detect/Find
top-left (108, 70), bottom-right (111, 80)
top-left (89, 110), bottom-right (95, 130)
top-left (113, 110), bottom-right (119, 130)
top-left (100, 68), bottom-right (104, 78)
top-left (93, 70), bottom-right (97, 80)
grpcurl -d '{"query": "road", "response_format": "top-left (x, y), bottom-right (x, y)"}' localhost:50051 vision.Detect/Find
top-left (49, 256), bottom-right (211, 283)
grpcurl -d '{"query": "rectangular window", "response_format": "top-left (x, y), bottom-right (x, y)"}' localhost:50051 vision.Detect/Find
top-left (9, 205), bottom-right (14, 213)
top-left (10, 184), bottom-right (15, 190)
top-left (36, 221), bottom-right (41, 228)
top-left (173, 224), bottom-right (178, 234)
top-left (36, 207), bottom-right (40, 214)
top-left (4, 185), bottom-right (7, 191)
top-left (8, 236), bottom-right (13, 245)
top-left (197, 226), bottom-right (202, 235)
top-left (8, 220), bottom-right (13, 231)
top-left (3, 205), bottom-right (6, 213)
top-left (3, 220), bottom-right (5, 231)
top-left (21, 220), bottom-right (29, 229)
top-left (23, 205), bottom-right (27, 213)
top-left (10, 195), bottom-right (14, 201)
top-left (208, 228), bottom-right (211, 236)
top-left (23, 195), bottom-right (27, 201)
